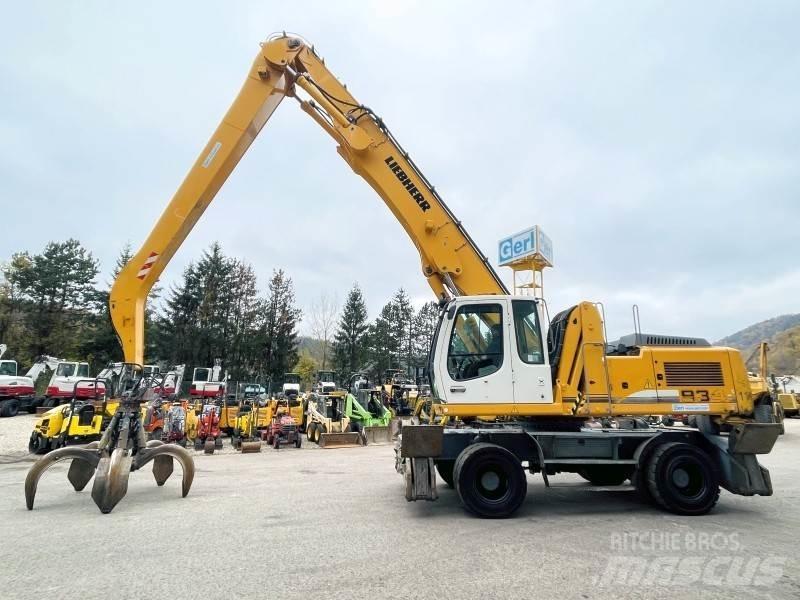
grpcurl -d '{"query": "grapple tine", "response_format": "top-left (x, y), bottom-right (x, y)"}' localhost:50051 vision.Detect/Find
top-left (134, 444), bottom-right (195, 498)
top-left (25, 447), bottom-right (101, 510)
top-left (67, 459), bottom-right (96, 491)
top-left (152, 455), bottom-right (174, 486)
top-left (91, 448), bottom-right (132, 514)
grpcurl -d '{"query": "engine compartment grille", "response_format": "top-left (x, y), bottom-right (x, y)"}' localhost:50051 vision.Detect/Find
top-left (664, 362), bottom-right (724, 387)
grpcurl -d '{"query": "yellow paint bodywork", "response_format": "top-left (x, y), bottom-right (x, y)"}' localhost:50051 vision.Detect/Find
top-left (33, 401), bottom-right (119, 440)
top-left (435, 302), bottom-right (757, 422)
top-left (110, 35), bottom-right (505, 365)
top-left (108, 36), bottom-right (758, 426)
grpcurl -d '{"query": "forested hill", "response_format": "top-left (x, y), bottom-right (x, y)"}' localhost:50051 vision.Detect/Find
top-left (716, 314), bottom-right (800, 374)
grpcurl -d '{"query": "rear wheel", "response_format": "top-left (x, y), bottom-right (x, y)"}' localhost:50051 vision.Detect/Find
top-left (295, 435), bottom-right (302, 449)
top-left (453, 443), bottom-right (527, 518)
top-left (577, 465), bottom-right (632, 486)
top-left (435, 460), bottom-right (455, 488)
top-left (646, 442), bottom-right (720, 515)
top-left (1, 399), bottom-right (19, 418)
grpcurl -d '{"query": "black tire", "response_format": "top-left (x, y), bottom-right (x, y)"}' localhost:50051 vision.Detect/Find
top-left (43, 397), bottom-right (57, 409)
top-left (307, 423), bottom-right (317, 443)
top-left (453, 443), bottom-right (527, 518)
top-left (215, 437), bottom-right (223, 449)
top-left (435, 460), bottom-right (455, 488)
top-left (1, 399), bottom-right (19, 418)
top-left (273, 437), bottom-right (280, 450)
top-left (295, 435), bottom-right (302, 449)
top-left (28, 432), bottom-right (48, 454)
top-left (662, 416), bottom-right (675, 427)
top-left (194, 438), bottom-right (203, 451)
top-left (350, 421), bottom-right (362, 434)
top-left (577, 465), bottom-right (632, 486)
top-left (646, 442), bottom-right (720, 516)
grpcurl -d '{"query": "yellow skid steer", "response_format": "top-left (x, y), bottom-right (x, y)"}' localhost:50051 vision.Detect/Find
top-left (305, 394), bottom-right (361, 448)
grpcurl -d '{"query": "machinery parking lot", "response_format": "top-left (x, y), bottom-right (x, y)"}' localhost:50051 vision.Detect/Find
top-left (1, 415), bottom-right (798, 600)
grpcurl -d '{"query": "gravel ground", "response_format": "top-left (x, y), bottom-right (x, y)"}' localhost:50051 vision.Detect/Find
top-left (0, 415), bottom-right (798, 600)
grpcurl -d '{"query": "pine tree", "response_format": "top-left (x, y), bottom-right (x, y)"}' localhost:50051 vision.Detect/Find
top-left (6, 239), bottom-right (99, 357)
top-left (367, 301), bottom-right (396, 379)
top-left (259, 269), bottom-right (301, 383)
top-left (412, 301), bottom-right (440, 367)
top-left (332, 284), bottom-right (369, 379)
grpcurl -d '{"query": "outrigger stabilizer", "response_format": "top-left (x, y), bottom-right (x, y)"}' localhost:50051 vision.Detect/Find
top-left (24, 365), bottom-right (195, 514)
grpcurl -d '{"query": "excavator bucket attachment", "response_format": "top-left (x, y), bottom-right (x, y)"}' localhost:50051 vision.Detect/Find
top-left (317, 432), bottom-right (362, 449)
top-left (362, 426), bottom-right (391, 445)
top-left (240, 440), bottom-right (262, 453)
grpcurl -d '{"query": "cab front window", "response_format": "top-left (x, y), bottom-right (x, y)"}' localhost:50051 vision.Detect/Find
top-left (447, 304), bottom-right (504, 381)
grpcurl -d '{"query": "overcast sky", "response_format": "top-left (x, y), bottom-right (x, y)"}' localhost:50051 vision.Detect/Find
top-left (1, 1), bottom-right (798, 343)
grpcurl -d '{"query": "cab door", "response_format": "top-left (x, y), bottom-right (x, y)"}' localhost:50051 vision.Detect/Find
top-left (510, 299), bottom-right (553, 403)
top-left (435, 299), bottom-right (514, 405)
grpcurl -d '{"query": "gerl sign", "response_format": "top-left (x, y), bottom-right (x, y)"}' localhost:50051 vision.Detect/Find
top-left (498, 226), bottom-right (553, 267)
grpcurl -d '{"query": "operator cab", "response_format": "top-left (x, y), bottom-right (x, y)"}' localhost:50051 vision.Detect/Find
top-left (0, 360), bottom-right (17, 377)
top-left (432, 295), bottom-right (553, 406)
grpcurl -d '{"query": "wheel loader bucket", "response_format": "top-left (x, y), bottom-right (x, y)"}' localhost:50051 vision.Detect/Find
top-left (240, 440), bottom-right (262, 453)
top-left (317, 432), bottom-right (362, 448)
top-left (362, 426), bottom-right (391, 445)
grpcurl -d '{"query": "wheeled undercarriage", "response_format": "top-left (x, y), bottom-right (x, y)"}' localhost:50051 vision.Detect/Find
top-left (397, 420), bottom-right (780, 518)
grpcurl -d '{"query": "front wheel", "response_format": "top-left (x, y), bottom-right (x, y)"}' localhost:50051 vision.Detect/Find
top-left (646, 442), bottom-right (720, 515)
top-left (453, 443), bottom-right (527, 518)
top-left (28, 432), bottom-right (48, 454)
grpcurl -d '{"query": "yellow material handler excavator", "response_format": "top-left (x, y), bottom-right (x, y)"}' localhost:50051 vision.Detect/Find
top-left (27, 33), bottom-right (780, 517)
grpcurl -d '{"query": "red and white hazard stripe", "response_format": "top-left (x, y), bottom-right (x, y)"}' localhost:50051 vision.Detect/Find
top-left (136, 252), bottom-right (159, 280)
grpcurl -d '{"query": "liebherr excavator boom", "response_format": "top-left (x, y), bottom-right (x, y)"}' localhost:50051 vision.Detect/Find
top-left (27, 34), bottom-right (779, 517)
top-left (109, 34), bottom-right (505, 367)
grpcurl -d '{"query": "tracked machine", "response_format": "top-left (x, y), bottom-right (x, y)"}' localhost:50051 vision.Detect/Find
top-left (66, 33), bottom-right (779, 518)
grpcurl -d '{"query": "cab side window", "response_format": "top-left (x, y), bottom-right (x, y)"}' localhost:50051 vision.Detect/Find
top-left (512, 300), bottom-right (544, 365)
top-left (447, 304), bottom-right (504, 381)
